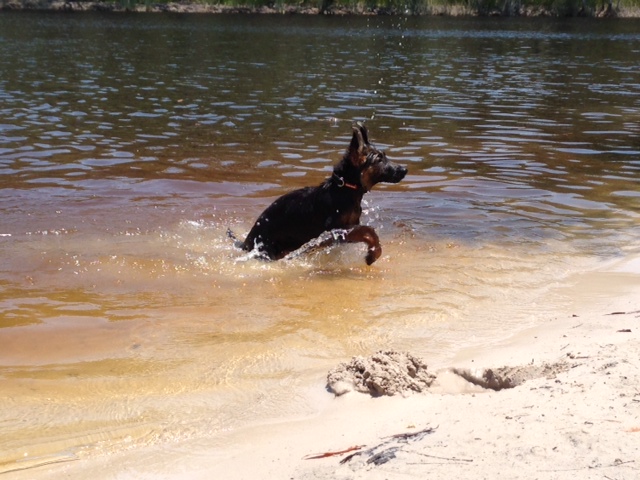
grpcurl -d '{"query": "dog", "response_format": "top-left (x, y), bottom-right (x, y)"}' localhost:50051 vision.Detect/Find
top-left (232, 123), bottom-right (407, 265)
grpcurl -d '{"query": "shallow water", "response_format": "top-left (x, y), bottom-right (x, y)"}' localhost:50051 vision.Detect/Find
top-left (1, 12), bottom-right (639, 472)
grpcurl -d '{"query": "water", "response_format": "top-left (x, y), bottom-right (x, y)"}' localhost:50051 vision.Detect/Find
top-left (1, 12), bottom-right (639, 473)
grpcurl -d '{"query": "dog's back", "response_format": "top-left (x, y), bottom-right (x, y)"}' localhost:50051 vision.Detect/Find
top-left (241, 185), bottom-right (337, 260)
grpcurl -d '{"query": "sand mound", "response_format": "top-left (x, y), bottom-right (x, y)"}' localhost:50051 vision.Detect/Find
top-left (328, 351), bottom-right (573, 397)
top-left (327, 350), bottom-right (437, 397)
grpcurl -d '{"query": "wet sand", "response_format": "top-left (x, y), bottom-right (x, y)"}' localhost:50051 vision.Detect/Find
top-left (7, 252), bottom-right (639, 479)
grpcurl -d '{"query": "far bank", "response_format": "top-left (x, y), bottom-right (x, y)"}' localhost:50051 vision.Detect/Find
top-left (2, 0), bottom-right (640, 18)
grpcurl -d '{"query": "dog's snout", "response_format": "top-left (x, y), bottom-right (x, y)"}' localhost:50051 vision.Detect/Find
top-left (389, 164), bottom-right (408, 183)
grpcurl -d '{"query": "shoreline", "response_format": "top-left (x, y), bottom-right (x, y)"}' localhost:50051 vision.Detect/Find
top-left (7, 252), bottom-right (640, 479)
top-left (1, 0), bottom-right (639, 17)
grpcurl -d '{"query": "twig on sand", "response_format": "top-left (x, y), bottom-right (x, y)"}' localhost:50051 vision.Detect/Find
top-left (540, 458), bottom-right (635, 472)
top-left (606, 310), bottom-right (640, 316)
top-left (303, 445), bottom-right (366, 460)
top-left (410, 452), bottom-right (474, 464)
top-left (339, 426), bottom-right (438, 465)
top-left (385, 426), bottom-right (438, 441)
top-left (304, 426), bottom-right (439, 463)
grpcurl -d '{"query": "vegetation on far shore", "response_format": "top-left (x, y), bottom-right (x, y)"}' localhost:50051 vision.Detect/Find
top-left (2, 0), bottom-right (640, 17)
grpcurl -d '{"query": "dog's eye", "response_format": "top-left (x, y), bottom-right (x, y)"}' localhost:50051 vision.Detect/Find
top-left (366, 153), bottom-right (382, 165)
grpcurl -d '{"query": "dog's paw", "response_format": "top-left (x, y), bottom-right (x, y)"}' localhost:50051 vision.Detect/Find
top-left (365, 246), bottom-right (382, 265)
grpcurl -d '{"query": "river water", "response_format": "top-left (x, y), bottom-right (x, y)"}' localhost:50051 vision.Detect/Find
top-left (1, 12), bottom-right (639, 474)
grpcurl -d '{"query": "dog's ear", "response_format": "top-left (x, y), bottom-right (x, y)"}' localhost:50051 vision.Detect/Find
top-left (357, 122), bottom-right (370, 145)
top-left (348, 124), bottom-right (367, 167)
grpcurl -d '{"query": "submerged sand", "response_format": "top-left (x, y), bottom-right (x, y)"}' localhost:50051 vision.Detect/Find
top-left (5, 252), bottom-right (639, 479)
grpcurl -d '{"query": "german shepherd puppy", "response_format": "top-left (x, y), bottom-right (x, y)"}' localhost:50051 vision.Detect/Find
top-left (234, 123), bottom-right (407, 265)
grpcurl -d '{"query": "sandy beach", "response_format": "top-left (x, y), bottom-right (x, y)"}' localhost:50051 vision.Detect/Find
top-left (212, 255), bottom-right (640, 480)
top-left (6, 252), bottom-right (638, 480)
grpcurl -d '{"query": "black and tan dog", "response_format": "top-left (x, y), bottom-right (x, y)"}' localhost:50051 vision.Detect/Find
top-left (232, 123), bottom-right (407, 265)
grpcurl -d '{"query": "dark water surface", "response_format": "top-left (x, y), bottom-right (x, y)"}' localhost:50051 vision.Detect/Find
top-left (1, 12), bottom-right (639, 472)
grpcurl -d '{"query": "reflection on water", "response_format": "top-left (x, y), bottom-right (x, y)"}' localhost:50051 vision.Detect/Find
top-left (1, 12), bottom-right (639, 473)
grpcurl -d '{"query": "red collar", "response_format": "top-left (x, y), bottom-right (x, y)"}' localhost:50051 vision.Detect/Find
top-left (333, 173), bottom-right (359, 190)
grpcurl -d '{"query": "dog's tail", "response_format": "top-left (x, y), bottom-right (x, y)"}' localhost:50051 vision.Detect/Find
top-left (227, 229), bottom-right (244, 249)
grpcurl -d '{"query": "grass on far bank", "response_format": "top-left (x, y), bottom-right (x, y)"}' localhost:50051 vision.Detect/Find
top-left (6, 0), bottom-right (640, 16)
top-left (122, 0), bottom-right (640, 17)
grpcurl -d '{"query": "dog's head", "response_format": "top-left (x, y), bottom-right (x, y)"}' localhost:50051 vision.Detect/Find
top-left (347, 123), bottom-right (408, 192)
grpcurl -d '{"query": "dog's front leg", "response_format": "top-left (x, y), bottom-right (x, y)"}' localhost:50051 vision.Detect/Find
top-left (344, 225), bottom-right (382, 265)
top-left (283, 225), bottom-right (382, 265)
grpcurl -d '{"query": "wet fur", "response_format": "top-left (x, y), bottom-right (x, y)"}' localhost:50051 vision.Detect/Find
top-left (233, 124), bottom-right (407, 265)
